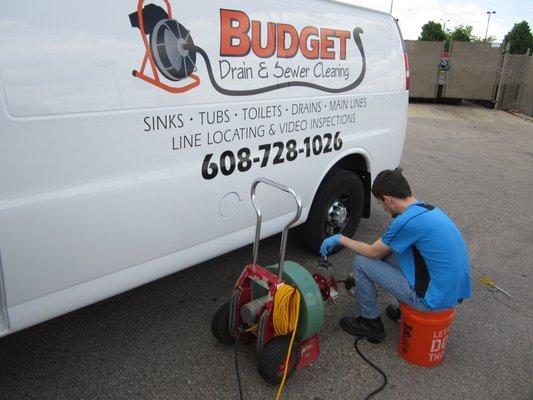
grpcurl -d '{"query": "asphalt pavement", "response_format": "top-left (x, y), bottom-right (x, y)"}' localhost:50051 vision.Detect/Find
top-left (0, 102), bottom-right (531, 400)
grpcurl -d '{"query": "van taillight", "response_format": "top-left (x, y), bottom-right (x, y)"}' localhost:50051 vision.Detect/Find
top-left (404, 52), bottom-right (410, 91)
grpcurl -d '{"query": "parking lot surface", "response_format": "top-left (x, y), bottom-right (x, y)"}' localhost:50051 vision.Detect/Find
top-left (0, 102), bottom-right (531, 399)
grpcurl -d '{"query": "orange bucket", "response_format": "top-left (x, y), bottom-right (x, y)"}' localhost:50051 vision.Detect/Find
top-left (398, 303), bottom-right (456, 367)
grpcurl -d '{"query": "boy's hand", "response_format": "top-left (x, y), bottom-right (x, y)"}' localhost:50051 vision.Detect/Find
top-left (320, 234), bottom-right (342, 257)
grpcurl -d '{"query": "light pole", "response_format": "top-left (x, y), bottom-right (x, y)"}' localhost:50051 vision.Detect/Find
top-left (440, 19), bottom-right (451, 31)
top-left (485, 11), bottom-right (496, 40)
top-left (390, 0), bottom-right (394, 15)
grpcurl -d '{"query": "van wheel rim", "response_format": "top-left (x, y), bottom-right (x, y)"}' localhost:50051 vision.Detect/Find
top-left (325, 197), bottom-right (350, 236)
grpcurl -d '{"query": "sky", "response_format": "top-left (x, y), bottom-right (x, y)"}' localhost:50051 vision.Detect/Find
top-left (342, 0), bottom-right (533, 43)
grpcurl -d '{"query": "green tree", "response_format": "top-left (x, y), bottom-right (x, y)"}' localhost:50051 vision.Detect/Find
top-left (418, 22), bottom-right (481, 51)
top-left (473, 35), bottom-right (497, 45)
top-left (449, 25), bottom-right (474, 42)
top-left (418, 21), bottom-right (495, 51)
top-left (419, 21), bottom-right (447, 42)
top-left (503, 21), bottom-right (533, 54)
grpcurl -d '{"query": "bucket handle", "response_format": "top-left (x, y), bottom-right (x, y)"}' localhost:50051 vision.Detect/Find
top-left (251, 178), bottom-right (302, 281)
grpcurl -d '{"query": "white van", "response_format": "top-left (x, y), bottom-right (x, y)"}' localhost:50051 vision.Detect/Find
top-left (0, 0), bottom-right (408, 335)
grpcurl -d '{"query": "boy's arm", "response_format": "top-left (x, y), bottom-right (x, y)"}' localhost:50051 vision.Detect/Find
top-left (339, 236), bottom-right (391, 259)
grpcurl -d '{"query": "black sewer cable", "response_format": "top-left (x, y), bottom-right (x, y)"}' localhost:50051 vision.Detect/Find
top-left (235, 331), bottom-right (387, 400)
top-left (234, 328), bottom-right (245, 400)
top-left (354, 336), bottom-right (388, 400)
top-left (189, 27), bottom-right (366, 96)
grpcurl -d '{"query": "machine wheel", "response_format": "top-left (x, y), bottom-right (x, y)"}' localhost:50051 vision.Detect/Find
top-left (258, 336), bottom-right (301, 385)
top-left (297, 169), bottom-right (364, 255)
top-left (211, 302), bottom-right (234, 345)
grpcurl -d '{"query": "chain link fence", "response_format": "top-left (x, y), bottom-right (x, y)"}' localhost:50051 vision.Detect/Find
top-left (404, 40), bottom-right (444, 99)
top-left (443, 42), bottom-right (501, 101)
top-left (499, 54), bottom-right (527, 110)
top-left (405, 40), bottom-right (533, 117)
top-left (516, 57), bottom-right (533, 116)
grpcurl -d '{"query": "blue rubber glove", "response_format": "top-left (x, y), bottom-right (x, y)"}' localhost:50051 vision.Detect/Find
top-left (320, 234), bottom-right (341, 257)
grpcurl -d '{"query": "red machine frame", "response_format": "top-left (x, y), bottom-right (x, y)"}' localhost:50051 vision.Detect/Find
top-left (225, 178), bottom-right (333, 373)
top-left (230, 263), bottom-right (321, 371)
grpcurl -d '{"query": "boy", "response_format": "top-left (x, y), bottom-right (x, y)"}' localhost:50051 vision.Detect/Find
top-left (320, 169), bottom-right (471, 342)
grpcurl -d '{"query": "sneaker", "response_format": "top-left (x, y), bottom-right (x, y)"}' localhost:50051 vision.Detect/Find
top-left (339, 316), bottom-right (385, 343)
top-left (385, 304), bottom-right (401, 322)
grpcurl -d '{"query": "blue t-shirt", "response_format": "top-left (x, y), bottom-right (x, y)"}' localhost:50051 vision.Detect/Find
top-left (381, 202), bottom-right (471, 309)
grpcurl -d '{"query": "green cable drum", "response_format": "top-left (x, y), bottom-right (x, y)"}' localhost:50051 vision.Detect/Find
top-left (264, 261), bottom-right (324, 341)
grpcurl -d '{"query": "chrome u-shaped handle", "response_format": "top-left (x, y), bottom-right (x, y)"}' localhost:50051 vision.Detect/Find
top-left (250, 178), bottom-right (302, 280)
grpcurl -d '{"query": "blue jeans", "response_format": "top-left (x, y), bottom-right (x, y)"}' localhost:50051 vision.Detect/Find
top-left (353, 254), bottom-right (431, 319)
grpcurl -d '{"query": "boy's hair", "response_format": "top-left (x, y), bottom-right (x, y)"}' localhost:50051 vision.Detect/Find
top-left (371, 169), bottom-right (412, 200)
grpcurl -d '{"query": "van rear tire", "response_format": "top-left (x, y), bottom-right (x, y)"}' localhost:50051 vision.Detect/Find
top-left (297, 169), bottom-right (364, 255)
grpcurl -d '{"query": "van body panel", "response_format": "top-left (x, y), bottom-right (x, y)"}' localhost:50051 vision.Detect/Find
top-left (0, 0), bottom-right (407, 334)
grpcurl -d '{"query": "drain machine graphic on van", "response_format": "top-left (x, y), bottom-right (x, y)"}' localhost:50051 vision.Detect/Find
top-left (129, 2), bottom-right (366, 95)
